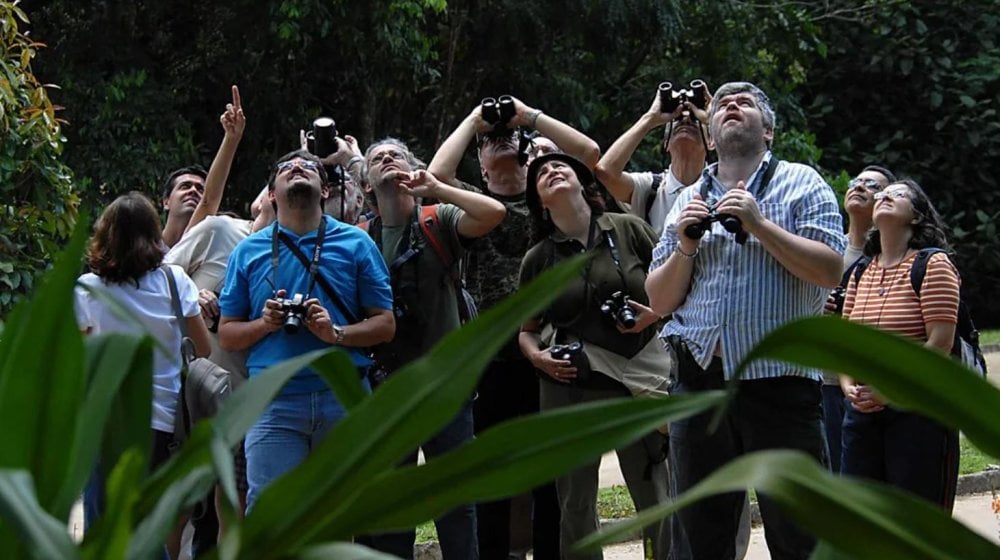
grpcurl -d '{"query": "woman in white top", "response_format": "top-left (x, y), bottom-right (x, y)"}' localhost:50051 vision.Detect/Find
top-left (75, 192), bottom-right (210, 546)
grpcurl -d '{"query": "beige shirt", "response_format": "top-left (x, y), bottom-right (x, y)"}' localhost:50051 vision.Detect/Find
top-left (165, 216), bottom-right (253, 384)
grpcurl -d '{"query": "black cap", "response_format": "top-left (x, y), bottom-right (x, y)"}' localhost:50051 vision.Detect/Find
top-left (526, 151), bottom-right (594, 193)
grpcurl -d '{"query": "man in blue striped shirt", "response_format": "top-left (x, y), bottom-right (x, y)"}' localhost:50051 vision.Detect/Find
top-left (646, 82), bottom-right (845, 560)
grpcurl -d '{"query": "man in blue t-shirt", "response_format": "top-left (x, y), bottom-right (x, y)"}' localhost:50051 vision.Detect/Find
top-left (219, 149), bottom-right (394, 511)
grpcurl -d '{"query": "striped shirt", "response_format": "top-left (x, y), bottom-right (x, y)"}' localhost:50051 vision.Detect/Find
top-left (843, 252), bottom-right (960, 341)
top-left (650, 152), bottom-right (846, 380)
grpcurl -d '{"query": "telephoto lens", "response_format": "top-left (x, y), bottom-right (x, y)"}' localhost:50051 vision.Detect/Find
top-left (311, 117), bottom-right (337, 158)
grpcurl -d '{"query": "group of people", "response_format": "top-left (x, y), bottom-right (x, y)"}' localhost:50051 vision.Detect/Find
top-left (73, 80), bottom-right (966, 560)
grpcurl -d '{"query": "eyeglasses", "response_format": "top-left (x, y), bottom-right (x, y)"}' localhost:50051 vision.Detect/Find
top-left (276, 159), bottom-right (321, 173)
top-left (848, 177), bottom-right (883, 192)
top-left (873, 190), bottom-right (910, 201)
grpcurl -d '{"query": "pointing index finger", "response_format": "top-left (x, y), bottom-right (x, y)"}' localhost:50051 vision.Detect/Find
top-left (232, 85), bottom-right (242, 111)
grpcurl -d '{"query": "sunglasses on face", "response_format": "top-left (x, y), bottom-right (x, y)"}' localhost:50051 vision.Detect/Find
top-left (873, 190), bottom-right (910, 201)
top-left (276, 159), bottom-right (321, 173)
top-left (848, 177), bottom-right (883, 192)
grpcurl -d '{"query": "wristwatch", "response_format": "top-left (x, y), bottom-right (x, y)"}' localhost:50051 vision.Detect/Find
top-left (332, 324), bottom-right (346, 345)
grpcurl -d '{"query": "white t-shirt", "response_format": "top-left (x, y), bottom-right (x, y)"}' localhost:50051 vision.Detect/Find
top-left (164, 215), bottom-right (253, 384)
top-left (627, 168), bottom-right (690, 236)
top-left (74, 265), bottom-right (200, 433)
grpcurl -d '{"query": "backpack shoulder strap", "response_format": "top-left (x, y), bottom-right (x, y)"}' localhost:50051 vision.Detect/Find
top-left (841, 254), bottom-right (867, 289)
top-left (418, 204), bottom-right (456, 272)
top-left (852, 256), bottom-right (872, 286)
top-left (909, 248), bottom-right (948, 295)
top-left (644, 172), bottom-right (664, 223)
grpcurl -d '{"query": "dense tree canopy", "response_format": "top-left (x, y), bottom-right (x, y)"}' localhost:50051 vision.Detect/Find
top-left (9, 0), bottom-right (1000, 324)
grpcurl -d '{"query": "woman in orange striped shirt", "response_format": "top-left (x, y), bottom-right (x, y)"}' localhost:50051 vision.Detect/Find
top-left (840, 179), bottom-right (961, 511)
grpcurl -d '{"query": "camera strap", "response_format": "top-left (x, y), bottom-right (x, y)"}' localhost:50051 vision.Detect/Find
top-left (271, 218), bottom-right (360, 325)
top-left (602, 228), bottom-right (631, 292)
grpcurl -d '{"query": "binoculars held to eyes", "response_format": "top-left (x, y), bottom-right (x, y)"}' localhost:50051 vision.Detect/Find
top-left (480, 95), bottom-right (517, 137)
top-left (658, 80), bottom-right (708, 114)
top-left (684, 203), bottom-right (748, 245)
top-left (306, 117), bottom-right (338, 158)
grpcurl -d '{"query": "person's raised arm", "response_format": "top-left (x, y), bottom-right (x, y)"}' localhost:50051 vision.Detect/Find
top-left (596, 93), bottom-right (676, 203)
top-left (645, 194), bottom-right (709, 316)
top-left (398, 170), bottom-right (505, 238)
top-left (186, 85), bottom-right (245, 234)
top-left (509, 96), bottom-right (600, 168)
top-left (428, 105), bottom-right (491, 187)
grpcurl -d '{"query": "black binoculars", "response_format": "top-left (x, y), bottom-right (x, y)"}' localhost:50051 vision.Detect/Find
top-left (305, 117), bottom-right (338, 159)
top-left (481, 95), bottom-right (516, 136)
top-left (684, 205), bottom-right (748, 245)
top-left (658, 80), bottom-right (708, 114)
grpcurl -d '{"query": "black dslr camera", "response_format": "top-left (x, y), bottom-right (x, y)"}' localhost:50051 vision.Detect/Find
top-left (480, 95), bottom-right (517, 137)
top-left (600, 291), bottom-right (637, 329)
top-left (305, 117), bottom-right (338, 158)
top-left (684, 203), bottom-right (748, 245)
top-left (658, 80), bottom-right (709, 113)
top-left (275, 293), bottom-right (308, 335)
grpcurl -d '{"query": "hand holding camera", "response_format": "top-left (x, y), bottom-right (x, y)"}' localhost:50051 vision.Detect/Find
top-left (601, 291), bottom-right (637, 329)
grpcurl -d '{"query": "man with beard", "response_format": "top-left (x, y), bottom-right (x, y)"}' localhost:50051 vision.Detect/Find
top-left (218, 149), bottom-right (395, 510)
top-left (596, 86), bottom-right (710, 235)
top-left (645, 82), bottom-right (845, 560)
top-left (357, 138), bottom-right (505, 559)
top-left (428, 97), bottom-right (599, 560)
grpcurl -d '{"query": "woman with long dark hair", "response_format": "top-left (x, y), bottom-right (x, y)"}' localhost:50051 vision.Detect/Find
top-left (840, 178), bottom-right (961, 510)
top-left (75, 192), bottom-right (210, 554)
top-left (517, 152), bottom-right (672, 560)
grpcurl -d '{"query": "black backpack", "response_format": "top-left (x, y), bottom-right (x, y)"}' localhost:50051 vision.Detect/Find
top-left (848, 248), bottom-right (987, 376)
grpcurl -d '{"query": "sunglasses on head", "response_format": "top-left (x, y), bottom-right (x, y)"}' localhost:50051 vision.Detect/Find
top-left (848, 177), bottom-right (883, 192)
top-left (276, 159), bottom-right (321, 173)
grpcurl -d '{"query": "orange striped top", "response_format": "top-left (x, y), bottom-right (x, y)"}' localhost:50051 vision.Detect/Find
top-left (843, 251), bottom-right (960, 342)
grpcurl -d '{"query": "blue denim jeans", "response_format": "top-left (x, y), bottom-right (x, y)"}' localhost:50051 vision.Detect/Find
top-left (359, 401), bottom-right (478, 559)
top-left (821, 384), bottom-right (847, 473)
top-left (244, 389), bottom-right (348, 512)
top-left (669, 349), bottom-right (824, 560)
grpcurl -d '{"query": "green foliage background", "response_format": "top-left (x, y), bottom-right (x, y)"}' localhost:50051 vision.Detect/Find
top-left (6, 0), bottom-right (1000, 324)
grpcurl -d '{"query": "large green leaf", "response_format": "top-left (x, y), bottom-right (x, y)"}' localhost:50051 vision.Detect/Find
top-left (0, 469), bottom-right (79, 560)
top-left (136, 349), bottom-right (331, 517)
top-left (575, 450), bottom-right (1000, 560)
top-left (53, 333), bottom-right (154, 520)
top-left (127, 465), bottom-right (215, 560)
top-left (0, 223), bottom-right (88, 513)
top-left (736, 316), bottom-right (1000, 459)
top-left (311, 350), bottom-right (366, 411)
top-left (238, 256), bottom-right (589, 557)
top-left (340, 393), bottom-right (726, 536)
top-left (80, 449), bottom-right (144, 560)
